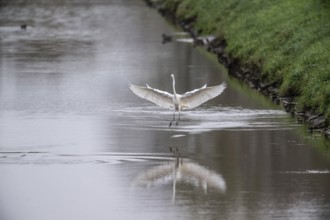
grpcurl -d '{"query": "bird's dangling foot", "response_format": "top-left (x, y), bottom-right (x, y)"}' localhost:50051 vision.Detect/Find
top-left (170, 112), bottom-right (175, 127)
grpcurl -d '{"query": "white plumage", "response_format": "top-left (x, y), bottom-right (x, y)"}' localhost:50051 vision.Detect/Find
top-left (130, 74), bottom-right (226, 126)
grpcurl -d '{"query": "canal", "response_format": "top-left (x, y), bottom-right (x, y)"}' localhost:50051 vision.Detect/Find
top-left (0, 0), bottom-right (329, 219)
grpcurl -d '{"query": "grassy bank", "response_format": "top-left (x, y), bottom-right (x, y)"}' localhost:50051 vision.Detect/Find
top-left (151, 0), bottom-right (330, 124)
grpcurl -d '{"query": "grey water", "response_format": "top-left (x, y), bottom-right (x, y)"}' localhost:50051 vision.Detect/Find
top-left (0, 0), bottom-right (329, 219)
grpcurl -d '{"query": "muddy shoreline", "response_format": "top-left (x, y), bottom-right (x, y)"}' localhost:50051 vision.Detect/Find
top-left (145, 0), bottom-right (329, 138)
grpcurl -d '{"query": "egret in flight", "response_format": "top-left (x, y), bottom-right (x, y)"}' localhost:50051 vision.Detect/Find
top-left (130, 74), bottom-right (227, 126)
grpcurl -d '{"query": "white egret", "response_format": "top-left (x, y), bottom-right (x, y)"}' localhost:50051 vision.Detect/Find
top-left (130, 74), bottom-right (227, 126)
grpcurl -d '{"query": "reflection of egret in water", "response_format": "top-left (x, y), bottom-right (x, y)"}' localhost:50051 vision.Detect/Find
top-left (131, 147), bottom-right (226, 203)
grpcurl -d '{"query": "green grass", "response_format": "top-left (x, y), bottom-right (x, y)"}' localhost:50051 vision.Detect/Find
top-left (155, 0), bottom-right (330, 122)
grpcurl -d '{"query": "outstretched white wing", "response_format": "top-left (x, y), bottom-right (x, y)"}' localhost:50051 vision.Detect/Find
top-left (181, 82), bottom-right (227, 109)
top-left (130, 84), bottom-right (174, 109)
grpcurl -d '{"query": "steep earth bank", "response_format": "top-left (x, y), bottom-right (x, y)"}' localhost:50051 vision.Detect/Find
top-left (145, 0), bottom-right (330, 138)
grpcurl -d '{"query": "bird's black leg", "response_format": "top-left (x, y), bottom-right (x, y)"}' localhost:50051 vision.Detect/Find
top-left (169, 111), bottom-right (176, 127)
top-left (176, 110), bottom-right (181, 126)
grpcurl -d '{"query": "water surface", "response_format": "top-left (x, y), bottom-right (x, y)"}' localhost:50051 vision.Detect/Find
top-left (0, 1), bottom-right (330, 219)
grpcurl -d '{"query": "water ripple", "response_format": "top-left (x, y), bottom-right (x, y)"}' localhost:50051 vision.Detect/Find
top-left (0, 151), bottom-right (172, 165)
top-left (109, 105), bottom-right (294, 133)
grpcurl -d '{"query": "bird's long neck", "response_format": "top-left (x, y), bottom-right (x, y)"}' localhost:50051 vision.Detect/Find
top-left (172, 76), bottom-right (177, 95)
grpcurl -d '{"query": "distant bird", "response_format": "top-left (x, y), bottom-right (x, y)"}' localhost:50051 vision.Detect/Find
top-left (20, 24), bottom-right (27, 30)
top-left (162, 32), bottom-right (189, 44)
top-left (162, 34), bottom-right (173, 44)
top-left (130, 74), bottom-right (227, 126)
